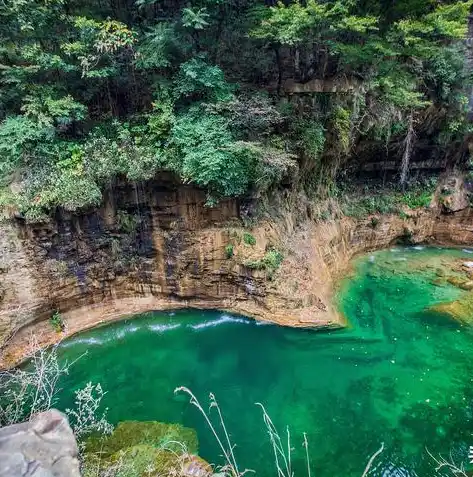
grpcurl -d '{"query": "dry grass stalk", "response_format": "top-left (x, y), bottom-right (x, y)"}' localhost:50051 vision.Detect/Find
top-left (174, 386), bottom-right (254, 477)
top-left (426, 448), bottom-right (469, 477)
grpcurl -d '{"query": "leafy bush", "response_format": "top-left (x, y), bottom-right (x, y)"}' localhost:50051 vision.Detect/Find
top-left (170, 108), bottom-right (256, 203)
top-left (116, 210), bottom-right (140, 234)
top-left (49, 311), bottom-right (65, 333)
top-left (400, 190), bottom-right (432, 209)
top-left (174, 58), bottom-right (233, 101)
top-left (225, 244), bottom-right (234, 258)
top-left (242, 232), bottom-right (256, 246)
top-left (342, 195), bottom-right (399, 218)
top-left (263, 248), bottom-right (284, 270)
top-left (244, 248), bottom-right (284, 279)
top-left (341, 179), bottom-right (436, 218)
top-left (299, 120), bottom-right (326, 161)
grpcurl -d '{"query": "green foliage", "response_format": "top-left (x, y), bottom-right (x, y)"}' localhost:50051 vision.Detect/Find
top-left (49, 311), bottom-right (64, 333)
top-left (263, 248), bottom-right (284, 271)
top-left (250, 0), bottom-right (378, 47)
top-left (342, 194), bottom-right (399, 218)
top-left (243, 232), bottom-right (256, 246)
top-left (332, 107), bottom-right (352, 154)
top-left (225, 244), bottom-right (234, 259)
top-left (400, 189), bottom-right (433, 209)
top-left (135, 24), bottom-right (182, 70)
top-left (0, 0), bottom-right (469, 216)
top-left (84, 420), bottom-right (198, 457)
top-left (0, 116), bottom-right (54, 176)
top-left (175, 58), bottom-right (233, 101)
top-left (299, 120), bottom-right (326, 161)
top-left (170, 108), bottom-right (255, 203)
top-left (182, 8), bottom-right (210, 30)
top-left (83, 421), bottom-right (198, 477)
top-left (116, 210), bottom-right (140, 234)
top-left (341, 180), bottom-right (436, 218)
top-left (244, 248), bottom-right (284, 278)
top-left (22, 93), bottom-right (86, 127)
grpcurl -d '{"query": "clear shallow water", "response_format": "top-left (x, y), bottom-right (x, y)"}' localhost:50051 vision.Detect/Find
top-left (55, 247), bottom-right (473, 476)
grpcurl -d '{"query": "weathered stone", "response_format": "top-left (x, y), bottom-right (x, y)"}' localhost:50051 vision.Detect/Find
top-left (2, 176), bottom-right (473, 367)
top-left (429, 293), bottom-right (473, 324)
top-left (0, 409), bottom-right (80, 477)
top-left (439, 174), bottom-right (469, 213)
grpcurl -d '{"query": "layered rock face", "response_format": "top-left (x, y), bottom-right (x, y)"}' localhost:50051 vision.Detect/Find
top-left (0, 409), bottom-right (80, 477)
top-left (1, 176), bottom-right (473, 366)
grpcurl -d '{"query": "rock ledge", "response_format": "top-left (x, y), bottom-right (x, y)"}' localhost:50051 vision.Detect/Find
top-left (0, 409), bottom-right (80, 477)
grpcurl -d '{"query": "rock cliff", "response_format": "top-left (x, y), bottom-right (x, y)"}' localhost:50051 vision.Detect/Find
top-left (1, 176), bottom-right (473, 367)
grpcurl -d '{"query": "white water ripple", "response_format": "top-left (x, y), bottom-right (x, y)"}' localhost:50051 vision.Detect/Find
top-left (148, 323), bottom-right (181, 333)
top-left (60, 337), bottom-right (104, 348)
top-left (189, 315), bottom-right (251, 330)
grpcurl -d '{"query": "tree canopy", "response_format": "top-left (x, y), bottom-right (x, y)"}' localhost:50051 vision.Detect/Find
top-left (0, 0), bottom-right (471, 219)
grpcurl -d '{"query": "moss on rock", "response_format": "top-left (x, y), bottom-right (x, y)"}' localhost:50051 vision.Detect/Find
top-left (84, 420), bottom-right (198, 457)
top-left (82, 420), bottom-right (202, 477)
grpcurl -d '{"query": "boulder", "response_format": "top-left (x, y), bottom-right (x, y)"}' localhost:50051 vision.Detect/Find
top-left (0, 409), bottom-right (80, 477)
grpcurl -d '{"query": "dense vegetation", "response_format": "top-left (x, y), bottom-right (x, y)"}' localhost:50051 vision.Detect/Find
top-left (0, 0), bottom-right (472, 220)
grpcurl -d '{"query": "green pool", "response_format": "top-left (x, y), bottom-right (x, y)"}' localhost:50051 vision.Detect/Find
top-left (55, 247), bottom-right (473, 476)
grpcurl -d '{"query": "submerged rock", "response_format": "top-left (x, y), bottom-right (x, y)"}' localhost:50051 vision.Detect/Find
top-left (0, 409), bottom-right (80, 477)
top-left (446, 276), bottom-right (473, 290)
top-left (429, 293), bottom-right (473, 323)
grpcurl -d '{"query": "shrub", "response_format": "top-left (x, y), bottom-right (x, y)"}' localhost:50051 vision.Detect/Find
top-left (49, 311), bottom-right (65, 333)
top-left (400, 190), bottom-right (432, 209)
top-left (243, 248), bottom-right (284, 279)
top-left (225, 244), bottom-right (234, 259)
top-left (116, 209), bottom-right (140, 234)
top-left (263, 249), bottom-right (284, 270)
top-left (242, 232), bottom-right (256, 246)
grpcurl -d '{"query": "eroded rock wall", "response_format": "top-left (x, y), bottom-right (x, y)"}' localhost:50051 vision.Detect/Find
top-left (1, 176), bottom-right (473, 367)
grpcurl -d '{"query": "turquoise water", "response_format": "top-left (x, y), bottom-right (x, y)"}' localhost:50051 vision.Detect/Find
top-left (55, 247), bottom-right (473, 476)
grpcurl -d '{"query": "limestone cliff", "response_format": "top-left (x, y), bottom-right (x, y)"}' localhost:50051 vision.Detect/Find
top-left (1, 176), bottom-right (473, 367)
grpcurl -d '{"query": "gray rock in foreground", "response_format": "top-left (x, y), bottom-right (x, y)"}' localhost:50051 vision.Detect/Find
top-left (0, 409), bottom-right (80, 477)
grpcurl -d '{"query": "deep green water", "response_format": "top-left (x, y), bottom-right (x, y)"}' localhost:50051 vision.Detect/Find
top-left (55, 247), bottom-right (473, 477)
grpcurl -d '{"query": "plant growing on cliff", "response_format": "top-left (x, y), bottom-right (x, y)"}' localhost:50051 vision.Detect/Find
top-left (244, 248), bottom-right (284, 279)
top-left (243, 232), bottom-right (256, 246)
top-left (225, 244), bottom-right (234, 259)
top-left (116, 210), bottom-right (140, 235)
top-left (49, 311), bottom-right (65, 333)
